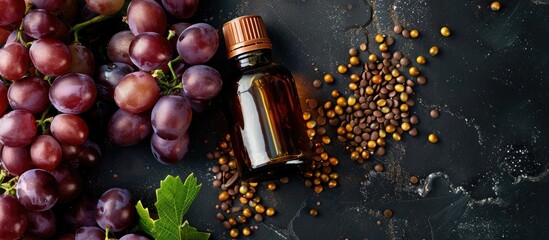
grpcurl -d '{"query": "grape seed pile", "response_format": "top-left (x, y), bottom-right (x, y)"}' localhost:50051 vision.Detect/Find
top-left (0, 0), bottom-right (221, 239)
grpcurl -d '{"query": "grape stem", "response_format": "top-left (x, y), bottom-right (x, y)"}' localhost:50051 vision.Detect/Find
top-left (167, 30), bottom-right (176, 40)
top-left (36, 105), bottom-right (53, 135)
top-left (17, 3), bottom-right (34, 47)
top-left (0, 171), bottom-right (18, 196)
top-left (70, 15), bottom-right (113, 42)
top-left (168, 56), bottom-right (182, 82)
top-left (104, 227), bottom-right (110, 240)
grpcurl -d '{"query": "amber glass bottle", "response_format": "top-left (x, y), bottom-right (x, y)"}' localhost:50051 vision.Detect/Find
top-left (222, 15), bottom-right (311, 180)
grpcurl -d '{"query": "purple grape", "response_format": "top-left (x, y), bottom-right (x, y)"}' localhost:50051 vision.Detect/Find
top-left (0, 109), bottom-right (37, 148)
top-left (127, 0), bottom-right (167, 35)
top-left (16, 169), bottom-right (59, 211)
top-left (1, 145), bottom-right (33, 176)
top-left (67, 43), bottom-right (96, 76)
top-left (176, 23), bottom-right (219, 65)
top-left (58, 233), bottom-right (76, 240)
top-left (0, 194), bottom-right (28, 240)
top-left (50, 114), bottom-right (89, 145)
top-left (161, 0), bottom-right (198, 19)
top-left (26, 209), bottom-right (56, 239)
top-left (95, 188), bottom-right (134, 232)
top-left (50, 73), bottom-right (97, 114)
top-left (129, 32), bottom-right (172, 71)
top-left (29, 38), bottom-right (72, 76)
top-left (107, 30), bottom-right (135, 66)
top-left (0, 42), bottom-right (29, 81)
top-left (75, 226), bottom-right (105, 240)
top-left (23, 9), bottom-right (69, 40)
top-left (114, 71), bottom-right (160, 113)
top-left (151, 132), bottom-right (190, 164)
top-left (108, 109), bottom-right (152, 147)
top-left (77, 141), bottom-right (102, 168)
top-left (7, 76), bottom-right (50, 114)
top-left (50, 163), bottom-right (83, 203)
top-left (64, 196), bottom-right (98, 229)
top-left (120, 233), bottom-right (150, 240)
top-left (0, 0), bottom-right (26, 26)
top-left (182, 65), bottom-right (223, 101)
top-left (96, 62), bottom-right (135, 102)
top-left (151, 95), bottom-right (192, 140)
top-left (30, 135), bottom-right (62, 171)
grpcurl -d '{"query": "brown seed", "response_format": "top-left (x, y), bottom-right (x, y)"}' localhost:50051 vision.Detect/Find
top-left (309, 208), bottom-right (319, 217)
top-left (393, 51), bottom-right (403, 60)
top-left (408, 128), bottom-right (418, 136)
top-left (313, 79), bottom-right (322, 88)
top-left (374, 164), bottom-right (384, 172)
top-left (417, 76), bottom-right (427, 85)
top-left (409, 175), bottom-right (419, 184)
top-left (400, 57), bottom-right (410, 67)
top-left (254, 213), bottom-right (263, 222)
top-left (349, 47), bottom-right (359, 56)
top-left (216, 212), bottom-right (225, 221)
top-left (410, 115), bottom-right (419, 124)
top-left (402, 29), bottom-right (410, 38)
top-left (383, 209), bottom-right (393, 218)
top-left (218, 191), bottom-right (230, 202)
top-left (430, 109), bottom-right (440, 119)
top-left (393, 25), bottom-right (403, 34)
top-left (323, 74), bottom-right (334, 83)
top-left (222, 221), bottom-right (231, 230)
top-left (385, 36), bottom-right (395, 46)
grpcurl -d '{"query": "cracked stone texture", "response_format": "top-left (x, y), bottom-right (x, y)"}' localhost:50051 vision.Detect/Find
top-left (85, 0), bottom-right (549, 239)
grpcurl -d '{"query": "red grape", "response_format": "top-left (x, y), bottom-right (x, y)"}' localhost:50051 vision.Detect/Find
top-left (114, 71), bottom-right (160, 113)
top-left (181, 64), bottom-right (223, 101)
top-left (0, 83), bottom-right (8, 116)
top-left (64, 197), bottom-right (97, 229)
top-left (7, 76), bottom-right (50, 114)
top-left (67, 43), bottom-right (96, 76)
top-left (151, 95), bottom-right (192, 140)
top-left (50, 163), bottom-right (83, 203)
top-left (5, 29), bottom-right (32, 44)
top-left (108, 109), bottom-right (151, 146)
top-left (127, 0), bottom-right (167, 35)
top-left (85, 0), bottom-right (125, 15)
top-left (26, 209), bottom-right (56, 239)
top-left (151, 132), bottom-right (189, 164)
top-left (58, 233), bottom-right (76, 240)
top-left (129, 32), bottom-right (172, 71)
top-left (75, 226), bottom-right (105, 240)
top-left (23, 9), bottom-right (69, 40)
top-left (0, 42), bottom-right (29, 81)
top-left (120, 234), bottom-right (150, 240)
top-left (49, 73), bottom-right (97, 114)
top-left (0, 0), bottom-right (25, 26)
top-left (107, 30), bottom-right (135, 66)
top-left (77, 141), bottom-right (101, 168)
top-left (50, 114), bottom-right (89, 145)
top-left (59, 0), bottom-right (78, 24)
top-left (31, 0), bottom-right (65, 11)
top-left (161, 0), bottom-right (199, 19)
top-left (176, 23), bottom-right (219, 65)
top-left (95, 188), bottom-right (134, 232)
top-left (29, 38), bottom-right (72, 76)
top-left (0, 194), bottom-right (28, 240)
top-left (30, 135), bottom-right (62, 170)
top-left (0, 109), bottom-right (37, 148)
top-left (16, 169), bottom-right (59, 211)
top-left (1, 146), bottom-right (33, 176)
top-left (96, 62), bottom-right (134, 102)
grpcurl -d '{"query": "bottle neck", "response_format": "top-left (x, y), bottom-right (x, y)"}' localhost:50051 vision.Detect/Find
top-left (230, 49), bottom-right (274, 71)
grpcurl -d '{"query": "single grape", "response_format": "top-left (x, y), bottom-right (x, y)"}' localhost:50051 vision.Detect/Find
top-left (26, 209), bottom-right (56, 239)
top-left (120, 233), bottom-right (150, 240)
top-left (169, 22), bottom-right (192, 49)
top-left (77, 141), bottom-right (102, 168)
top-left (181, 65), bottom-right (223, 101)
top-left (85, 0), bottom-right (125, 15)
top-left (59, 0), bottom-right (78, 24)
top-left (151, 132), bottom-right (190, 164)
top-left (96, 62), bottom-right (134, 102)
top-left (16, 169), bottom-right (59, 211)
top-left (64, 196), bottom-right (97, 229)
top-left (50, 163), bottom-right (83, 203)
top-left (67, 43), bottom-right (96, 76)
top-left (127, 0), bottom-right (167, 35)
top-left (161, 0), bottom-right (199, 19)
top-left (0, 42), bottom-right (29, 81)
top-left (0, 83), bottom-right (8, 116)
top-left (1, 146), bottom-right (33, 176)
top-left (129, 32), bottom-right (172, 71)
top-left (0, 27), bottom-right (9, 44)
top-left (176, 23), bottom-right (219, 65)
top-left (108, 109), bottom-right (151, 146)
top-left (29, 38), bottom-right (72, 76)
top-left (49, 73), bottom-right (97, 114)
top-left (7, 76), bottom-right (50, 114)
top-left (151, 95), bottom-right (192, 140)
top-left (31, 0), bottom-right (65, 11)
top-left (23, 9), bottom-right (69, 40)
top-left (0, 194), bottom-right (28, 240)
top-left (50, 114), bottom-right (89, 145)
top-left (30, 135), bottom-right (62, 170)
top-left (95, 188), bottom-right (134, 232)
top-left (0, 0), bottom-right (25, 26)
top-left (114, 71), bottom-right (160, 113)
top-left (60, 143), bottom-right (81, 164)
top-left (107, 30), bottom-right (135, 66)
top-left (0, 109), bottom-right (37, 148)
top-left (75, 226), bottom-right (105, 240)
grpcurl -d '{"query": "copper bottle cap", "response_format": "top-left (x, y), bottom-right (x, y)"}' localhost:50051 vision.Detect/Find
top-left (222, 15), bottom-right (272, 59)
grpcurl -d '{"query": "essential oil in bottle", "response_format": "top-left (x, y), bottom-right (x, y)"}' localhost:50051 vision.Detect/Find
top-left (222, 15), bottom-right (312, 180)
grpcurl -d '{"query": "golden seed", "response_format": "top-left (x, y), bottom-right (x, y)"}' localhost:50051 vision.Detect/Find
top-left (320, 152), bottom-right (329, 161)
top-left (391, 69), bottom-right (400, 77)
top-left (336, 97), bottom-right (347, 107)
top-left (255, 204), bottom-right (265, 214)
top-left (313, 177), bottom-right (321, 185)
top-left (324, 101), bottom-right (333, 109)
top-left (416, 56), bottom-right (426, 65)
top-left (409, 66), bottom-right (420, 77)
top-left (394, 84), bottom-right (405, 92)
top-left (338, 64), bottom-right (348, 74)
top-left (429, 46), bottom-right (439, 56)
top-left (245, 191), bottom-right (254, 199)
top-left (314, 185), bottom-right (324, 193)
top-left (266, 207), bottom-right (276, 216)
top-left (368, 54), bottom-right (378, 63)
top-left (334, 105), bottom-right (344, 115)
top-left (326, 110), bottom-right (336, 119)
top-left (228, 160), bottom-right (237, 169)
top-left (306, 120), bottom-right (317, 129)
top-left (347, 96), bottom-right (357, 106)
top-left (324, 73), bottom-right (334, 83)
top-left (361, 150), bottom-right (370, 159)
top-left (379, 43), bottom-right (388, 52)
top-left (329, 172), bottom-right (339, 179)
top-left (381, 106), bottom-right (391, 114)
top-left (249, 182), bottom-right (258, 187)
top-left (303, 111), bottom-right (311, 121)
top-left (322, 136), bottom-right (331, 145)
top-left (267, 182), bottom-right (277, 191)
top-left (379, 129), bottom-right (387, 138)
top-left (230, 228), bottom-right (239, 238)
top-left (337, 126), bottom-right (346, 135)
top-left (384, 74), bottom-right (392, 81)
top-left (239, 185), bottom-right (249, 195)
top-left (243, 208), bottom-right (252, 218)
top-left (385, 125), bottom-right (396, 134)
top-left (440, 26), bottom-right (451, 37)
top-left (350, 151), bottom-right (360, 160)
top-left (410, 29), bottom-right (419, 38)
top-left (348, 82), bottom-right (358, 91)
top-left (239, 197), bottom-right (248, 205)
top-left (307, 129), bottom-right (316, 138)
top-left (401, 122), bottom-right (411, 131)
top-left (309, 208), bottom-right (319, 217)
top-left (330, 90), bottom-right (340, 99)
top-left (219, 141), bottom-right (228, 149)
top-left (392, 132), bottom-right (402, 141)
top-left (376, 99), bottom-right (387, 107)
top-left (428, 133), bottom-right (439, 143)
top-left (218, 191), bottom-right (229, 202)
top-left (253, 196), bottom-right (261, 203)
top-left (400, 103), bottom-right (409, 112)
top-left (367, 140), bottom-right (377, 149)
top-left (350, 56), bottom-right (360, 66)
top-left (366, 86), bottom-right (374, 95)
top-left (218, 156), bottom-right (227, 165)
top-left (350, 73), bottom-right (360, 82)
top-left (320, 173), bottom-right (329, 182)
top-left (376, 138), bottom-right (386, 147)
top-left (329, 157), bottom-right (339, 166)
top-left (228, 217), bottom-right (237, 226)
top-left (490, 1), bottom-right (501, 11)
top-left (372, 75), bottom-right (382, 84)
top-left (242, 227), bottom-right (251, 236)
top-left (328, 180), bottom-right (338, 188)
top-left (400, 92), bottom-right (409, 102)
top-left (375, 33), bottom-right (384, 43)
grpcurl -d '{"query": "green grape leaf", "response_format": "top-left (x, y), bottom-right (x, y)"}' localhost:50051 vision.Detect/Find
top-left (180, 221), bottom-right (210, 240)
top-left (136, 174), bottom-right (208, 240)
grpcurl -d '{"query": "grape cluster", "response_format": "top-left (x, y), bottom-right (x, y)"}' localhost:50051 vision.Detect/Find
top-left (0, 0), bottom-right (222, 238)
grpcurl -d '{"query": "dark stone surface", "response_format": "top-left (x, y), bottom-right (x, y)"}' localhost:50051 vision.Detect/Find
top-left (86, 0), bottom-right (549, 239)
